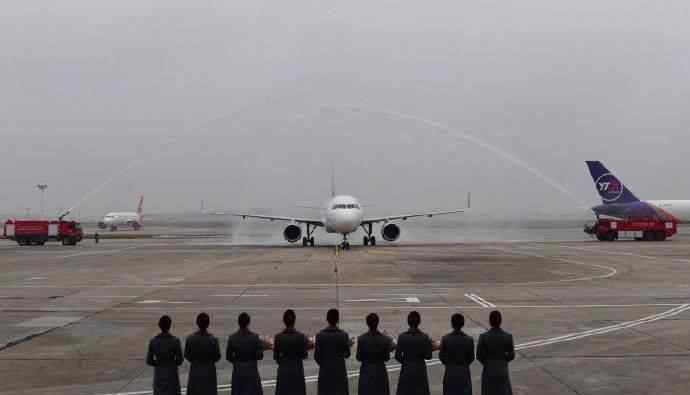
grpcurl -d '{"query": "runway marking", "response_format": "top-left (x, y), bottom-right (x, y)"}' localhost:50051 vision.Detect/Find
top-left (210, 294), bottom-right (270, 297)
top-left (464, 293), bottom-right (495, 308)
top-left (58, 246), bottom-right (138, 259)
top-left (135, 300), bottom-right (196, 304)
top-left (371, 293), bottom-right (448, 296)
top-left (497, 248), bottom-right (618, 285)
top-left (94, 303), bottom-right (690, 395)
top-left (25, 277), bottom-right (47, 281)
top-left (555, 245), bottom-right (690, 264)
top-left (345, 297), bottom-right (421, 303)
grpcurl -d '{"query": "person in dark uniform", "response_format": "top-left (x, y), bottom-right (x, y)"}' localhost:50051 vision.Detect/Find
top-left (227, 312), bottom-right (264, 395)
top-left (146, 315), bottom-right (183, 395)
top-left (94, 232), bottom-right (100, 244)
top-left (315, 308), bottom-right (351, 395)
top-left (477, 311), bottom-right (515, 395)
top-left (274, 309), bottom-right (309, 395)
top-left (184, 312), bottom-right (221, 395)
top-left (439, 313), bottom-right (475, 395)
top-left (356, 313), bottom-right (395, 395)
top-left (395, 311), bottom-right (433, 395)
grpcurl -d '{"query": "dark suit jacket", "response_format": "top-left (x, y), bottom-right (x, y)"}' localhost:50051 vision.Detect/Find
top-left (356, 330), bottom-right (394, 395)
top-left (227, 328), bottom-right (264, 395)
top-left (439, 330), bottom-right (474, 395)
top-left (146, 332), bottom-right (183, 395)
top-left (477, 328), bottom-right (515, 395)
top-left (314, 325), bottom-right (351, 395)
top-left (395, 328), bottom-right (433, 395)
top-left (184, 330), bottom-right (221, 395)
top-left (273, 328), bottom-right (309, 395)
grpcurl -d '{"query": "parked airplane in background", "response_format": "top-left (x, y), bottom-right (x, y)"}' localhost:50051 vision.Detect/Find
top-left (587, 161), bottom-right (690, 223)
top-left (212, 180), bottom-right (466, 248)
top-left (98, 196), bottom-right (144, 231)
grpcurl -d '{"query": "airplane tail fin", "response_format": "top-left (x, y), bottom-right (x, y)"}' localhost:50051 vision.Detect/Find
top-left (330, 164), bottom-right (336, 197)
top-left (586, 161), bottom-right (639, 204)
top-left (136, 195), bottom-right (144, 217)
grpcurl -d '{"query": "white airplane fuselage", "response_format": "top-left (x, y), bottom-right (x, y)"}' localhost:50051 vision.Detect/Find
top-left (323, 195), bottom-right (364, 234)
top-left (100, 212), bottom-right (141, 229)
top-left (647, 200), bottom-right (690, 223)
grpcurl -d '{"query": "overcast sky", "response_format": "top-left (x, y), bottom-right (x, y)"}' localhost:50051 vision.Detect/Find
top-left (1, 1), bottom-right (689, 220)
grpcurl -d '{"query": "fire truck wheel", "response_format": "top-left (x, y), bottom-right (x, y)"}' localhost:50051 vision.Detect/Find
top-left (656, 231), bottom-right (667, 241)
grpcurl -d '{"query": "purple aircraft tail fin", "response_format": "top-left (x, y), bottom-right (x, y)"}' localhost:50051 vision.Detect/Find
top-left (586, 161), bottom-right (640, 204)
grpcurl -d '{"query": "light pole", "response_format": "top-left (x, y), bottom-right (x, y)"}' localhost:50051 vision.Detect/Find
top-left (36, 184), bottom-right (48, 218)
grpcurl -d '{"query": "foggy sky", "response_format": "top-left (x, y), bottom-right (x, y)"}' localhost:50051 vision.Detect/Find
top-left (2, 1), bottom-right (689, 220)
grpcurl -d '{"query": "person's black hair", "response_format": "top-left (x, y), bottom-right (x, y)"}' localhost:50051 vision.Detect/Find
top-left (196, 312), bottom-right (210, 331)
top-left (238, 312), bottom-right (250, 329)
top-left (327, 308), bottom-right (339, 326)
top-left (407, 311), bottom-right (421, 329)
top-left (283, 309), bottom-right (296, 328)
top-left (451, 313), bottom-right (464, 330)
top-left (158, 315), bottom-right (172, 333)
top-left (366, 313), bottom-right (379, 331)
top-left (489, 310), bottom-right (502, 328)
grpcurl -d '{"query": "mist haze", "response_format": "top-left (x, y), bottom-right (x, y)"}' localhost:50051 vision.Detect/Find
top-left (2, 1), bottom-right (689, 220)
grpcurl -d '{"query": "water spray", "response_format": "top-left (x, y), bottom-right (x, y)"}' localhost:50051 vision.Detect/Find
top-left (324, 104), bottom-right (587, 207)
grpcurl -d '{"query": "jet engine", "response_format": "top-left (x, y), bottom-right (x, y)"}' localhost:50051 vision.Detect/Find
top-left (283, 225), bottom-right (302, 243)
top-left (381, 223), bottom-right (401, 242)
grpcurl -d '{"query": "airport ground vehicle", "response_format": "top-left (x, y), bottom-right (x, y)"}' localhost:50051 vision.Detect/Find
top-left (584, 217), bottom-right (677, 241)
top-left (3, 219), bottom-right (84, 246)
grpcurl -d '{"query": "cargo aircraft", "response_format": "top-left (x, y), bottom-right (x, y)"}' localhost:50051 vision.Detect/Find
top-left (212, 179), bottom-right (465, 248)
top-left (587, 161), bottom-right (690, 223)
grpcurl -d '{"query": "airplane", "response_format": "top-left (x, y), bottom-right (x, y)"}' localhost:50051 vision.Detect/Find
top-left (586, 161), bottom-right (690, 223)
top-left (97, 195), bottom-right (144, 231)
top-left (212, 179), bottom-right (466, 248)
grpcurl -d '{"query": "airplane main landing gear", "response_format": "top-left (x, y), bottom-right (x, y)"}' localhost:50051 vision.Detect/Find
top-left (361, 223), bottom-right (376, 246)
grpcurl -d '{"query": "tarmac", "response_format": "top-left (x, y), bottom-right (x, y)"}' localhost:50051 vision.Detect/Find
top-left (1, 233), bottom-right (689, 394)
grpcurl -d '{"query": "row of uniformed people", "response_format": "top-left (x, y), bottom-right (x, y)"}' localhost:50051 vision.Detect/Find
top-left (146, 309), bottom-right (515, 395)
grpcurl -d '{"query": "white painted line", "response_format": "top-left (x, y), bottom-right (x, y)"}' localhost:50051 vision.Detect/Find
top-left (345, 297), bottom-right (420, 303)
top-left (494, 248), bottom-right (618, 285)
top-left (136, 300), bottom-right (162, 304)
top-left (59, 246), bottom-right (138, 259)
top-left (210, 294), bottom-right (270, 297)
top-left (25, 277), bottom-right (47, 281)
top-left (464, 293), bottom-right (491, 308)
top-left (93, 304), bottom-right (690, 395)
top-left (470, 293), bottom-right (495, 308)
top-left (371, 293), bottom-right (448, 296)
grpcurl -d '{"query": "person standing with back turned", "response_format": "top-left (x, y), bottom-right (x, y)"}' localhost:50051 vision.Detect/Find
top-left (439, 313), bottom-right (475, 395)
top-left (146, 315), bottom-right (183, 395)
top-left (477, 311), bottom-right (515, 395)
top-left (274, 309), bottom-right (310, 395)
top-left (395, 311), bottom-right (433, 395)
top-left (356, 313), bottom-right (395, 395)
top-left (184, 312), bottom-right (221, 395)
top-left (315, 308), bottom-right (351, 395)
top-left (227, 312), bottom-right (264, 395)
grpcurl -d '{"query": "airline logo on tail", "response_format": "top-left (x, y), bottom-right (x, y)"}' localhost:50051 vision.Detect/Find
top-left (586, 161), bottom-right (639, 204)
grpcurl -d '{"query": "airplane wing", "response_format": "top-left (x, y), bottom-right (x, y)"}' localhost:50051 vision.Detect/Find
top-left (361, 209), bottom-right (464, 224)
top-left (209, 212), bottom-right (324, 227)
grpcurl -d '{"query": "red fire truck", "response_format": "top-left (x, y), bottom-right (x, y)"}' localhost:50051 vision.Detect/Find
top-left (584, 217), bottom-right (677, 241)
top-left (3, 219), bottom-right (83, 246)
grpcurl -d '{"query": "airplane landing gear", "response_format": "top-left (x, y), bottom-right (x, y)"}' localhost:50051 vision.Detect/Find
top-left (340, 234), bottom-right (351, 250)
top-left (303, 224), bottom-right (316, 247)
top-left (361, 223), bottom-right (376, 246)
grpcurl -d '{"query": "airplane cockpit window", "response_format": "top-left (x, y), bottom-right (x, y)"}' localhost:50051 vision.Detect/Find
top-left (331, 203), bottom-right (360, 210)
